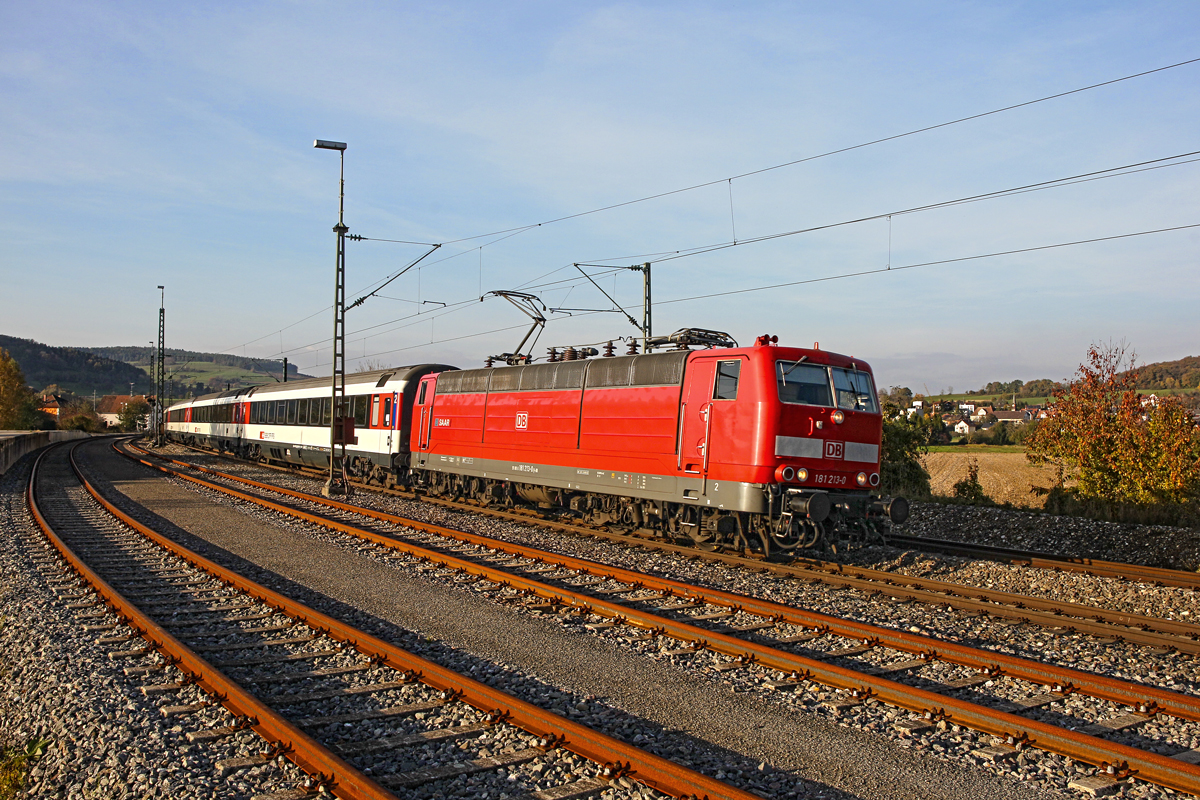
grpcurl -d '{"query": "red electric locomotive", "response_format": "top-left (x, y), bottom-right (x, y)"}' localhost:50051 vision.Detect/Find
top-left (165, 328), bottom-right (906, 556)
top-left (410, 329), bottom-right (906, 556)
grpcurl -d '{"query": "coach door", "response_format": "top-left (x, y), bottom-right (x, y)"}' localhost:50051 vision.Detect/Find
top-left (678, 357), bottom-right (743, 492)
top-left (415, 376), bottom-right (435, 458)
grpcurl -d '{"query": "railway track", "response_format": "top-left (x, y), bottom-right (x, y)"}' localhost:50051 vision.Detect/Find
top-left (27, 440), bottom-right (760, 800)
top-left (154, 441), bottom-right (1200, 653)
top-left (120, 439), bottom-right (1200, 796)
top-left (885, 532), bottom-right (1200, 591)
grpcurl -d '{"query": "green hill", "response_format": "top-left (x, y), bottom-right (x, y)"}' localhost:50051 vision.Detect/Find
top-left (0, 334), bottom-right (151, 396)
top-left (78, 346), bottom-right (312, 398)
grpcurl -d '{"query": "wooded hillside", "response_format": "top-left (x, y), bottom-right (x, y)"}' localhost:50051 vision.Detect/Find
top-left (0, 334), bottom-right (150, 396)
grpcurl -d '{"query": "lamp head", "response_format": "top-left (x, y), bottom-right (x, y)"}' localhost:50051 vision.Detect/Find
top-left (314, 139), bottom-right (347, 151)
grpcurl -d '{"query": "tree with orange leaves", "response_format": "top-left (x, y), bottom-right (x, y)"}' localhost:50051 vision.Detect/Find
top-left (1026, 342), bottom-right (1200, 505)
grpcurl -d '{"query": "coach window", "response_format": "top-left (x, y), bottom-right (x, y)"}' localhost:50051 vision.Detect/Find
top-left (322, 398), bottom-right (333, 426)
top-left (714, 360), bottom-right (741, 400)
top-left (275, 400), bottom-right (285, 424)
top-left (297, 399), bottom-right (308, 425)
top-left (286, 399), bottom-right (298, 425)
top-left (371, 395), bottom-right (380, 427)
top-left (353, 396), bottom-right (368, 427)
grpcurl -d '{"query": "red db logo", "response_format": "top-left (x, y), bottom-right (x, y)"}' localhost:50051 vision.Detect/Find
top-left (515, 412), bottom-right (528, 430)
top-left (824, 440), bottom-right (844, 460)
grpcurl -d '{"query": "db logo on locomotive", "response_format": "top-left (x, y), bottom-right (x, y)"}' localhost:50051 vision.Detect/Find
top-left (515, 412), bottom-right (529, 430)
top-left (824, 440), bottom-right (844, 460)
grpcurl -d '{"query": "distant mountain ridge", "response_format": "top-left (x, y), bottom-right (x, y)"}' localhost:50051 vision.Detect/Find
top-left (1136, 355), bottom-right (1200, 390)
top-left (79, 346), bottom-right (307, 379)
top-left (0, 334), bottom-right (150, 396)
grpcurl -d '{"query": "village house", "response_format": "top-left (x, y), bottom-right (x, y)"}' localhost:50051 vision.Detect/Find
top-left (993, 410), bottom-right (1033, 424)
top-left (954, 420), bottom-right (975, 435)
top-left (96, 395), bottom-right (151, 429)
top-left (969, 404), bottom-right (994, 420)
top-left (38, 394), bottom-right (66, 418)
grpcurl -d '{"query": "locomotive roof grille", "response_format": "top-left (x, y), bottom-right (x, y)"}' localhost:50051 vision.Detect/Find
top-left (434, 351), bottom-right (690, 394)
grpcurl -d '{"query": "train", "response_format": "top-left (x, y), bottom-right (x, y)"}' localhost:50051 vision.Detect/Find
top-left (164, 329), bottom-right (907, 557)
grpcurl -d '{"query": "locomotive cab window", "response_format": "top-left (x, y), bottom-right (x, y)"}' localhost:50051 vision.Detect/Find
top-left (713, 360), bottom-right (741, 400)
top-left (831, 367), bottom-right (879, 413)
top-left (776, 361), bottom-right (834, 407)
top-left (418, 382), bottom-right (427, 404)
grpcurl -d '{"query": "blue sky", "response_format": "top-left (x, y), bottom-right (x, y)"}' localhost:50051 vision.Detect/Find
top-left (3, 1), bottom-right (1198, 393)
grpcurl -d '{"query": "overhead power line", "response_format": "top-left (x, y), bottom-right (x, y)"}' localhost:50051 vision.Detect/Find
top-left (221, 57), bottom-right (1199, 360)
top-left (438, 56), bottom-right (1200, 246)
top-left (656, 223), bottom-right (1200, 306)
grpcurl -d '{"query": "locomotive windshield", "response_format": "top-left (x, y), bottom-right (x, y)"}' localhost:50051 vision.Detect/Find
top-left (776, 361), bottom-right (878, 412)
top-left (831, 367), bottom-right (878, 412)
top-left (776, 361), bottom-right (833, 406)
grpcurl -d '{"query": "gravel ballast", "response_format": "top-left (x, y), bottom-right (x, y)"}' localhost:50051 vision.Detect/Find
top-left (80, 440), bottom-right (1062, 800)
top-left (142, 441), bottom-right (1200, 798)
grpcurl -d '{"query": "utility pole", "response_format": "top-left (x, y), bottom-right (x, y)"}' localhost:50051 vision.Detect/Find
top-left (156, 285), bottom-right (165, 446)
top-left (640, 262), bottom-right (652, 352)
top-left (314, 139), bottom-right (353, 497)
top-left (283, 357), bottom-right (288, 383)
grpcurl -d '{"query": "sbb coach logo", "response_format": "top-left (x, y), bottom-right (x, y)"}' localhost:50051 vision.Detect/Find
top-left (824, 440), bottom-right (844, 460)
top-left (515, 412), bottom-right (529, 430)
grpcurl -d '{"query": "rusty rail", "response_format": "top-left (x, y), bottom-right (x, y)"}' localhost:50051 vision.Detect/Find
top-left (28, 444), bottom-right (397, 800)
top-left (157, 440), bottom-right (1200, 646)
top-left (118, 441), bottom-right (1200, 795)
top-left (63, 441), bottom-right (762, 800)
top-left (886, 533), bottom-right (1200, 591)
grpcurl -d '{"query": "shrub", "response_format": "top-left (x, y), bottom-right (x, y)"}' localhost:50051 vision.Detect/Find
top-left (951, 458), bottom-right (989, 503)
top-left (880, 414), bottom-right (931, 497)
top-left (1026, 342), bottom-right (1200, 506)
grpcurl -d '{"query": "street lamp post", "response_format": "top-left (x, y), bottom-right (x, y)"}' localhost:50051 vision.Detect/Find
top-left (314, 139), bottom-right (353, 496)
top-left (156, 285), bottom-right (165, 446)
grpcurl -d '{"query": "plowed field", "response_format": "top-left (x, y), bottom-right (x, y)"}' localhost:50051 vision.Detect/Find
top-left (923, 450), bottom-right (1061, 508)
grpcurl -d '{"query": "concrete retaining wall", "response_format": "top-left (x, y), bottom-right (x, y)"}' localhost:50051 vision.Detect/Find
top-left (0, 431), bottom-right (99, 476)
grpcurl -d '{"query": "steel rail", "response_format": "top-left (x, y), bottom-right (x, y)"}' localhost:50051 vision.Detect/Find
top-left (70, 441), bottom-right (761, 800)
top-left (886, 533), bottom-right (1200, 590)
top-left (27, 444), bottom-right (397, 800)
top-left (160, 441), bottom-right (1200, 644)
top-left (118, 443), bottom-right (1200, 794)
top-left (126, 443), bottom-right (1200, 716)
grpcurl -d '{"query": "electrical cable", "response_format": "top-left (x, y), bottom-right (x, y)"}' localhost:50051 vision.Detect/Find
top-left (437, 57), bottom-right (1200, 246)
top-left (655, 223), bottom-right (1200, 306)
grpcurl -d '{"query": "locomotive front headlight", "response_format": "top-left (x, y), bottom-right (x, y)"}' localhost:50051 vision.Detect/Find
top-left (831, 410), bottom-right (845, 424)
top-left (869, 472), bottom-right (880, 487)
top-left (796, 468), bottom-right (808, 482)
top-left (856, 471), bottom-right (868, 486)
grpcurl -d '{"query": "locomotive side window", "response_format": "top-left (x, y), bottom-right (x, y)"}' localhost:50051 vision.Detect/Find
top-left (776, 361), bottom-right (834, 407)
top-left (713, 360), bottom-right (740, 400)
top-left (831, 367), bottom-right (879, 413)
top-left (418, 382), bottom-right (427, 404)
